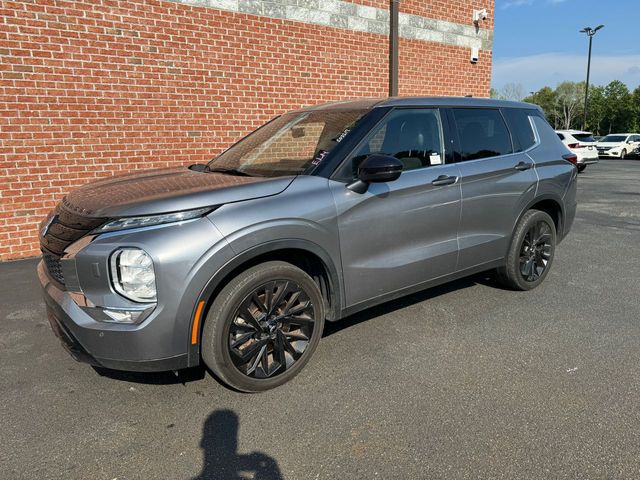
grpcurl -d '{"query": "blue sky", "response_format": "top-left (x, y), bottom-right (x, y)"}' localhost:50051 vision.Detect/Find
top-left (492, 0), bottom-right (640, 93)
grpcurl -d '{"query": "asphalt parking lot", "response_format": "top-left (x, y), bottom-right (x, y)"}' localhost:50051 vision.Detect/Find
top-left (2, 159), bottom-right (640, 480)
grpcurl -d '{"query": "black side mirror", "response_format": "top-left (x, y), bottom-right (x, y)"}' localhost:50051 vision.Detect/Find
top-left (347, 154), bottom-right (403, 193)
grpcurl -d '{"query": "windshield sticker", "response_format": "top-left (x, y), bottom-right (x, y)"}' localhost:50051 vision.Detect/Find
top-left (312, 149), bottom-right (328, 166)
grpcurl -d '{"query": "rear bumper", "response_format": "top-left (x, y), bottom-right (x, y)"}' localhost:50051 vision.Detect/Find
top-left (575, 150), bottom-right (598, 164)
top-left (39, 261), bottom-right (189, 372)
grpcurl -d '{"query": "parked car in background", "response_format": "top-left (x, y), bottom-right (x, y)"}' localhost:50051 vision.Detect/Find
top-left (38, 97), bottom-right (577, 391)
top-left (556, 130), bottom-right (599, 172)
top-left (593, 135), bottom-right (604, 142)
top-left (596, 133), bottom-right (640, 159)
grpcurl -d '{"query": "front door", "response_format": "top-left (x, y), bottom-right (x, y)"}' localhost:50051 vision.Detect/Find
top-left (329, 108), bottom-right (462, 308)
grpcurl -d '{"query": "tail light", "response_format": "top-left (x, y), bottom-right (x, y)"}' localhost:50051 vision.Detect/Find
top-left (567, 143), bottom-right (583, 149)
top-left (562, 153), bottom-right (578, 165)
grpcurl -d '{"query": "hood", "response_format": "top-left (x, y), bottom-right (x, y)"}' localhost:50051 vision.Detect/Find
top-left (596, 142), bottom-right (624, 147)
top-left (62, 167), bottom-right (296, 217)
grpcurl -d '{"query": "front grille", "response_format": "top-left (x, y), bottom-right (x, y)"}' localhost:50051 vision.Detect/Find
top-left (40, 201), bottom-right (106, 286)
top-left (42, 251), bottom-right (65, 284)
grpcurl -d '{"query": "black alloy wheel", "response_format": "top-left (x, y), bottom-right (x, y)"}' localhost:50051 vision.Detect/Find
top-left (519, 221), bottom-right (553, 283)
top-left (228, 280), bottom-right (315, 379)
top-left (201, 261), bottom-right (325, 392)
top-left (496, 209), bottom-right (556, 291)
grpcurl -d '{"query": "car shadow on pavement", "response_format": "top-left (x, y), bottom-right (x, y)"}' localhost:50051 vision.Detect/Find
top-left (323, 272), bottom-right (500, 338)
top-left (192, 409), bottom-right (283, 480)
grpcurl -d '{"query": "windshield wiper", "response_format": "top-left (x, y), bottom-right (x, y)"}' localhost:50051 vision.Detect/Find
top-left (208, 167), bottom-right (255, 177)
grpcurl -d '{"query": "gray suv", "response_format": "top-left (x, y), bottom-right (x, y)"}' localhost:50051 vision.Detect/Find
top-left (39, 97), bottom-right (577, 391)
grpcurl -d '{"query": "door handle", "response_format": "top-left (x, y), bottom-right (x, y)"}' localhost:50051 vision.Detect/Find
top-left (514, 161), bottom-right (532, 171)
top-left (431, 175), bottom-right (458, 186)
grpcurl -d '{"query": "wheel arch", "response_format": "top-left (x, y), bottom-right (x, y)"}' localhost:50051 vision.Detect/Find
top-left (507, 194), bottom-right (565, 259)
top-left (186, 239), bottom-right (342, 365)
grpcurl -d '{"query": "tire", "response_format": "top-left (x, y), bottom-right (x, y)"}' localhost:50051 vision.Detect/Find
top-left (577, 164), bottom-right (586, 173)
top-left (620, 149), bottom-right (627, 159)
top-left (201, 261), bottom-right (325, 392)
top-left (497, 209), bottom-right (556, 291)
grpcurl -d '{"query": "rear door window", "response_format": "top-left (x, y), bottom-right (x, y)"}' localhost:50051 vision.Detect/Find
top-left (452, 108), bottom-right (513, 161)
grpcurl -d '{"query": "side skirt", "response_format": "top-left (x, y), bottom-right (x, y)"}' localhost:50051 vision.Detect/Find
top-left (336, 258), bottom-right (504, 320)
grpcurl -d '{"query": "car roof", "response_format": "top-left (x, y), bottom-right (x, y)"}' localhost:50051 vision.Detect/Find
top-left (297, 96), bottom-right (542, 112)
top-left (604, 133), bottom-right (638, 136)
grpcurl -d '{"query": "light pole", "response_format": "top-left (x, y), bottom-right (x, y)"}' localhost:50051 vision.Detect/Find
top-left (580, 25), bottom-right (604, 130)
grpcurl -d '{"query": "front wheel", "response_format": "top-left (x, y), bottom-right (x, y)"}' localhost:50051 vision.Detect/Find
top-left (620, 149), bottom-right (627, 159)
top-left (497, 209), bottom-right (556, 291)
top-left (201, 261), bottom-right (325, 392)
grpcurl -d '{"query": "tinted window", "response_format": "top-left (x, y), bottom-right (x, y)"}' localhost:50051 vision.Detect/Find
top-left (453, 109), bottom-right (513, 161)
top-left (336, 108), bottom-right (444, 180)
top-left (503, 108), bottom-right (537, 152)
top-left (573, 133), bottom-right (595, 143)
top-left (557, 133), bottom-right (565, 141)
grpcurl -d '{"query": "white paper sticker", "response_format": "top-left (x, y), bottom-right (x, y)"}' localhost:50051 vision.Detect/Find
top-left (430, 153), bottom-right (442, 165)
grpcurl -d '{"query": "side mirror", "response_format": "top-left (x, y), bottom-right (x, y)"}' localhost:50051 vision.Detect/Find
top-left (347, 154), bottom-right (403, 194)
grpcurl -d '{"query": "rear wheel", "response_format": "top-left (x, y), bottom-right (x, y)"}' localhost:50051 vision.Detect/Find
top-left (201, 261), bottom-right (325, 392)
top-left (497, 209), bottom-right (556, 291)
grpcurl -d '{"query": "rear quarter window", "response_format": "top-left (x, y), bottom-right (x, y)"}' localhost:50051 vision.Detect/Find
top-left (502, 108), bottom-right (538, 152)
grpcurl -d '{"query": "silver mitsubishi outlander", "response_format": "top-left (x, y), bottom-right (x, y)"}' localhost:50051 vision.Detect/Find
top-left (39, 97), bottom-right (577, 391)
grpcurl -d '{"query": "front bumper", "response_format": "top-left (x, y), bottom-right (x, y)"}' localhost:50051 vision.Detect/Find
top-left (37, 213), bottom-right (236, 373)
top-left (40, 261), bottom-right (189, 372)
top-left (597, 150), bottom-right (621, 158)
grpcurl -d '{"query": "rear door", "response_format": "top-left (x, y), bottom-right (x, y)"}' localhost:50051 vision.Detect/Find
top-left (449, 107), bottom-right (539, 270)
top-left (330, 107), bottom-right (462, 308)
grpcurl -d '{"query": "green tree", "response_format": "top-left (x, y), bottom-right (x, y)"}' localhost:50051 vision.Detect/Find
top-left (555, 81), bottom-right (585, 130)
top-left (524, 86), bottom-right (559, 128)
top-left (631, 86), bottom-right (640, 132)
top-left (586, 85), bottom-right (606, 135)
top-left (603, 80), bottom-right (633, 133)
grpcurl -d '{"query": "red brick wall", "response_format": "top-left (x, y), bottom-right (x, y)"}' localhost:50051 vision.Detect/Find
top-left (0, 0), bottom-right (492, 260)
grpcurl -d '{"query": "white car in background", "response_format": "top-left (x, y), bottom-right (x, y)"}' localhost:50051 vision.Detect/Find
top-left (556, 130), bottom-right (599, 172)
top-left (596, 133), bottom-right (640, 160)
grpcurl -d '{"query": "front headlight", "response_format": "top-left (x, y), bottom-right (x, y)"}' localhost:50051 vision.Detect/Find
top-left (96, 207), bottom-right (212, 233)
top-left (110, 248), bottom-right (156, 303)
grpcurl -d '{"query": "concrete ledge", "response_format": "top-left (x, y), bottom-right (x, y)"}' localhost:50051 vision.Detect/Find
top-left (168, 0), bottom-right (492, 51)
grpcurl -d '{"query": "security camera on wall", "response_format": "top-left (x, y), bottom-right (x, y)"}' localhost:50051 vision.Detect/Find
top-left (473, 8), bottom-right (488, 24)
top-left (470, 46), bottom-right (479, 64)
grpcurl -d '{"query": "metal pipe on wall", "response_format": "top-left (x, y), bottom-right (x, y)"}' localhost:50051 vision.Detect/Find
top-left (389, 0), bottom-right (399, 96)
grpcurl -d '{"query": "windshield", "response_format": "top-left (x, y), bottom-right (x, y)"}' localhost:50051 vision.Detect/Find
top-left (208, 109), bottom-right (368, 177)
top-left (601, 135), bottom-right (626, 143)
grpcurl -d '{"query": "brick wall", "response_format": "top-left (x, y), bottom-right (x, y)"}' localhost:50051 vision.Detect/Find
top-left (0, 0), bottom-right (493, 260)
